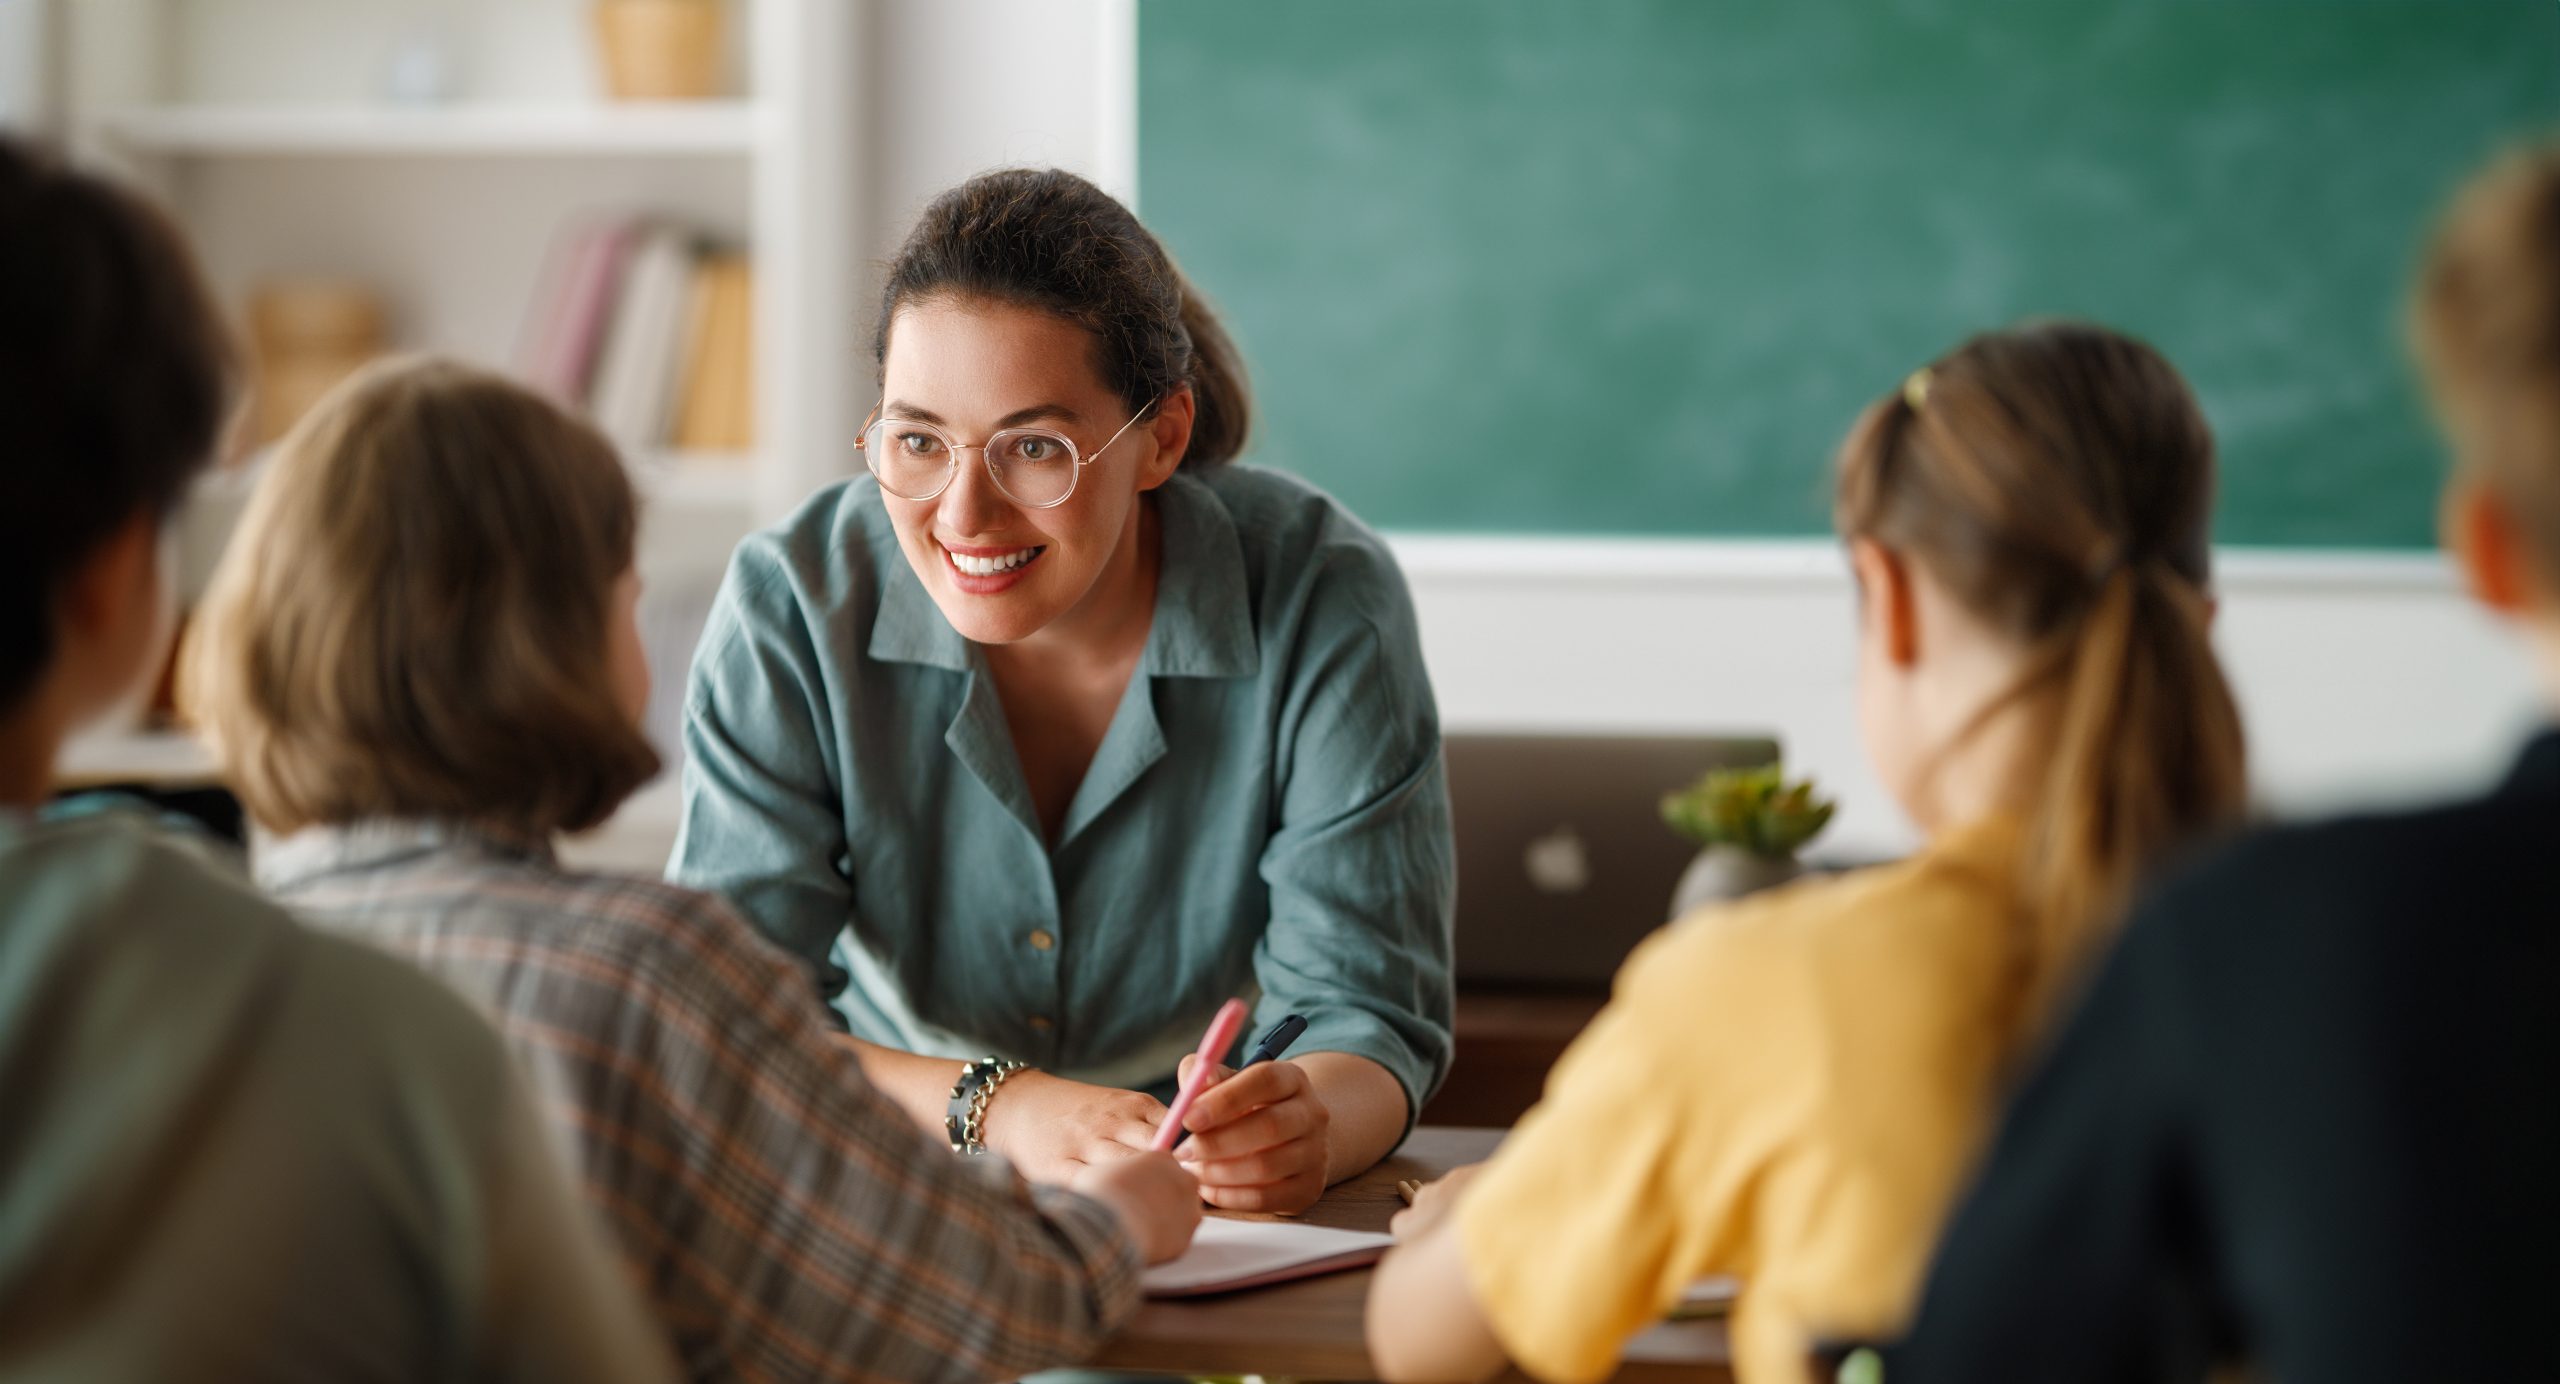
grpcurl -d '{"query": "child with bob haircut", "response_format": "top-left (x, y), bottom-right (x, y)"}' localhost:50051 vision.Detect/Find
top-left (1365, 321), bottom-right (2250, 1384)
top-left (183, 357), bottom-right (1201, 1383)
top-left (0, 140), bottom-right (676, 1383)
top-left (1891, 140), bottom-right (2560, 1384)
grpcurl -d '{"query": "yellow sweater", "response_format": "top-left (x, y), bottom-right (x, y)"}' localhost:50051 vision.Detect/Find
top-left (1460, 819), bottom-right (2030, 1384)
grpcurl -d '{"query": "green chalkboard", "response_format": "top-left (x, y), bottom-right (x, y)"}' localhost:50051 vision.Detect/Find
top-left (1139, 1), bottom-right (2559, 547)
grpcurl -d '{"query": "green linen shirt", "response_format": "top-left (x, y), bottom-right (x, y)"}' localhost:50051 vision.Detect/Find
top-left (670, 464), bottom-right (1455, 1115)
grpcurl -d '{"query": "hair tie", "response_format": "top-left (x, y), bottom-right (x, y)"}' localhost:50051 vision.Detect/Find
top-left (1901, 367), bottom-right (1933, 411)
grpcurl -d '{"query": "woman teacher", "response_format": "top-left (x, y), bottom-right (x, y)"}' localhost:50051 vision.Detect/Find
top-left (671, 169), bottom-right (1453, 1213)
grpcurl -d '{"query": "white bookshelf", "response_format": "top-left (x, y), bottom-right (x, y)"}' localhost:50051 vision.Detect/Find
top-left (94, 100), bottom-right (772, 157)
top-left (629, 450), bottom-right (762, 509)
top-left (59, 0), bottom-right (862, 578)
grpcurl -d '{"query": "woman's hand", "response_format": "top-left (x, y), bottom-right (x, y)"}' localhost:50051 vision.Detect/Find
top-left (980, 1070), bottom-right (1168, 1184)
top-left (1171, 1055), bottom-right (1333, 1214)
top-left (1387, 1162), bottom-right (1483, 1240)
top-left (1068, 1151), bottom-right (1203, 1264)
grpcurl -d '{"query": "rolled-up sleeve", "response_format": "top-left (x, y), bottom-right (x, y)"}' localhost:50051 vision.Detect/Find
top-left (670, 543), bottom-right (857, 1018)
top-left (1253, 542), bottom-right (1456, 1128)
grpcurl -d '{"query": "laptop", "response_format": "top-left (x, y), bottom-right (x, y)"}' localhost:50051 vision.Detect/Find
top-left (1444, 731), bottom-right (1783, 988)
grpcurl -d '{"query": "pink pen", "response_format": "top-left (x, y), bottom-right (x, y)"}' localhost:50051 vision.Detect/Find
top-left (1152, 998), bottom-right (1250, 1153)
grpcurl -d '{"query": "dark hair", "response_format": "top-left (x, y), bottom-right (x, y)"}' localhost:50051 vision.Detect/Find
top-left (0, 138), bottom-right (235, 714)
top-left (1835, 320), bottom-right (2248, 1025)
top-left (183, 358), bottom-right (659, 839)
top-left (874, 167), bottom-right (1252, 466)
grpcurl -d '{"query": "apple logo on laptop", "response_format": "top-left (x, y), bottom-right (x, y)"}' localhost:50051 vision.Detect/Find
top-left (1523, 826), bottom-right (1591, 895)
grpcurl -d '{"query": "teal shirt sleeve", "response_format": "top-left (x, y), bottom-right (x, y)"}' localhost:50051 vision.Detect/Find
top-left (1251, 535), bottom-right (1456, 1128)
top-left (670, 541), bottom-right (857, 1018)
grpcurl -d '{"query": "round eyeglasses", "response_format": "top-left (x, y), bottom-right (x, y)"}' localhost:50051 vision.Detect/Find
top-left (856, 398), bottom-right (1158, 510)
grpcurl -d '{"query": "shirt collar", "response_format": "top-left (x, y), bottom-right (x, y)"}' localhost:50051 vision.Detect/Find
top-left (1144, 471), bottom-right (1260, 680)
top-left (867, 548), bottom-right (972, 671)
top-left (865, 471), bottom-right (1261, 681)
top-left (2499, 725), bottom-right (2560, 802)
top-left (254, 818), bottom-right (552, 893)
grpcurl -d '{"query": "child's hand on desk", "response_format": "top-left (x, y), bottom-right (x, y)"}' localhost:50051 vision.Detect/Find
top-left (1171, 1055), bottom-right (1332, 1215)
top-left (1069, 1151), bottom-right (1203, 1264)
top-left (981, 1071), bottom-right (1170, 1185)
top-left (1388, 1163), bottom-right (1483, 1240)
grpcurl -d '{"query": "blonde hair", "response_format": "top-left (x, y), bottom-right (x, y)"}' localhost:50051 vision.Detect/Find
top-left (2414, 139), bottom-right (2560, 566)
top-left (1835, 321), bottom-right (2249, 1030)
top-left (182, 356), bottom-right (658, 837)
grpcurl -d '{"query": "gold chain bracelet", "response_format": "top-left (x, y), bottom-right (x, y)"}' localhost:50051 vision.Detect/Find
top-left (946, 1057), bottom-right (1028, 1155)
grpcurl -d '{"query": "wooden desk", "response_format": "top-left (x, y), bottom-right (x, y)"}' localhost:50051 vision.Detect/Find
top-left (1091, 1126), bottom-right (1732, 1382)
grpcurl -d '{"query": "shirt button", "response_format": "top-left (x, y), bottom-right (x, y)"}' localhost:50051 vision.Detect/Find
top-left (1028, 929), bottom-right (1056, 952)
top-left (1028, 1015), bottom-right (1055, 1032)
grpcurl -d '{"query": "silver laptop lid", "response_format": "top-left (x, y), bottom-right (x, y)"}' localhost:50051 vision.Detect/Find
top-left (1446, 732), bottom-right (1783, 988)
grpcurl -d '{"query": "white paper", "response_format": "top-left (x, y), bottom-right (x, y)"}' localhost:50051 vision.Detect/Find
top-left (1141, 1218), bottom-right (1396, 1296)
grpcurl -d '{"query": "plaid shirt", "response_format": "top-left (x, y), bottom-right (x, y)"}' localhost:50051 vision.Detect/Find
top-left (259, 821), bottom-right (1141, 1384)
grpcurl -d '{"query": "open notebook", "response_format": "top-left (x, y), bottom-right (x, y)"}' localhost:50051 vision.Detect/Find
top-left (1141, 1219), bottom-right (1395, 1298)
top-left (1138, 1218), bottom-right (1746, 1311)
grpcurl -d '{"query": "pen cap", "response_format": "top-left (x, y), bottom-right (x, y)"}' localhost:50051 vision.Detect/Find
top-left (1193, 998), bottom-right (1250, 1070)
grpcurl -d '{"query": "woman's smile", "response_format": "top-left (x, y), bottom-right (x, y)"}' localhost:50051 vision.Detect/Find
top-left (941, 540), bottom-right (1048, 592)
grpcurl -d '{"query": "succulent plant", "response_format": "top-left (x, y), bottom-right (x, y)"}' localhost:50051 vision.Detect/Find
top-left (1660, 761), bottom-right (1835, 859)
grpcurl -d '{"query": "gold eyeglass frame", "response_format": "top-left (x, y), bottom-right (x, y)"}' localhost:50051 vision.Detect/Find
top-left (855, 396), bottom-right (1159, 510)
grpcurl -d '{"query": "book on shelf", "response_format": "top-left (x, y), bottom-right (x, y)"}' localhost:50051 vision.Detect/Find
top-left (586, 225), bottom-right (697, 454)
top-left (515, 220), bottom-right (641, 407)
top-left (517, 218), bottom-right (754, 464)
top-left (673, 252), bottom-right (754, 453)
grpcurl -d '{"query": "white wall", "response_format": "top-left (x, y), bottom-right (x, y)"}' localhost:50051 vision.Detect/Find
top-left (865, 0), bottom-right (1132, 246)
top-left (856, 0), bottom-right (1134, 348)
top-left (0, 0), bottom-right (52, 131)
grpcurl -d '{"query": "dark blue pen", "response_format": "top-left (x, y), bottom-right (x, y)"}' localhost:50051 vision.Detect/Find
top-left (1240, 1013), bottom-right (1309, 1069)
top-left (1173, 1013), bottom-right (1309, 1151)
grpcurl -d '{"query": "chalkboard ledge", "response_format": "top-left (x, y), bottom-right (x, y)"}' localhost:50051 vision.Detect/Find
top-left (1382, 534), bottom-right (2455, 594)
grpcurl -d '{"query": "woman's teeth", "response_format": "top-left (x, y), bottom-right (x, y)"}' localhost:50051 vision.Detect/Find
top-left (949, 547), bottom-right (1042, 576)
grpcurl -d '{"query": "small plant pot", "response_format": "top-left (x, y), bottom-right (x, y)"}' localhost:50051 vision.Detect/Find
top-left (594, 0), bottom-right (727, 102)
top-left (1670, 845), bottom-right (1803, 918)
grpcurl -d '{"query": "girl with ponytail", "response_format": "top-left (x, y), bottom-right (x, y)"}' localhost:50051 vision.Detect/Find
top-left (1834, 320), bottom-right (2249, 1037)
top-left (673, 169), bottom-right (1452, 1215)
top-left (1369, 321), bottom-right (2247, 1384)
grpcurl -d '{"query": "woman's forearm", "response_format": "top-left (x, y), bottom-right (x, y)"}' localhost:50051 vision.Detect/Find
top-left (846, 1036), bottom-right (1407, 1188)
top-left (841, 1038), bottom-right (1172, 1188)
top-left (1297, 1050), bottom-right (1412, 1184)
top-left (839, 1034), bottom-right (965, 1134)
